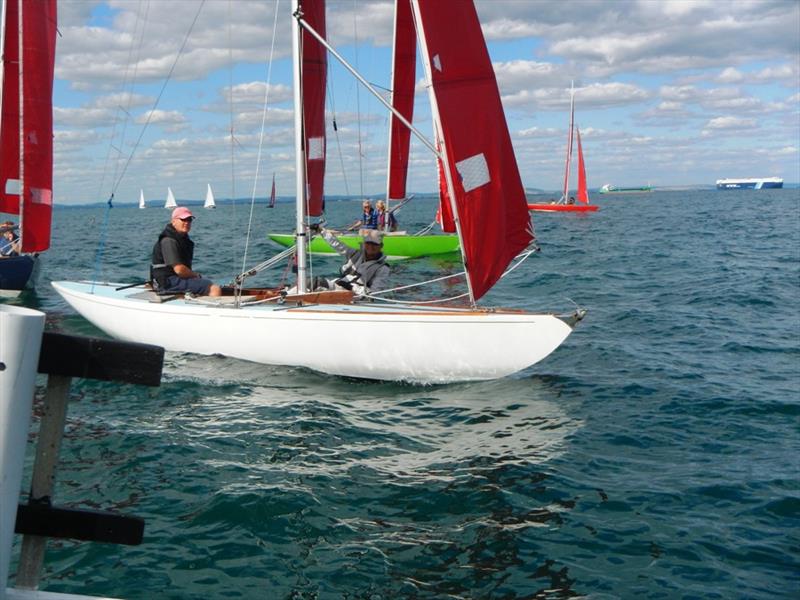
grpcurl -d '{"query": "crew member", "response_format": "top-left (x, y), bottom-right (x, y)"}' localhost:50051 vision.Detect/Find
top-left (150, 207), bottom-right (222, 296)
top-left (310, 224), bottom-right (389, 298)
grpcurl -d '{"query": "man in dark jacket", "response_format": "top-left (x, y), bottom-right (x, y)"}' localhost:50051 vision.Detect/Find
top-left (150, 207), bottom-right (222, 296)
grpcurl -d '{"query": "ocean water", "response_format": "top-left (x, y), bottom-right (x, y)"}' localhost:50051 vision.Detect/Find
top-left (4, 189), bottom-right (800, 599)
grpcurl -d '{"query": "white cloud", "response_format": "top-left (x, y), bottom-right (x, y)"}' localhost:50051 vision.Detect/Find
top-left (701, 116), bottom-right (758, 136)
top-left (222, 82), bottom-right (293, 107)
top-left (136, 110), bottom-right (188, 133)
top-left (705, 116), bottom-right (757, 129)
top-left (494, 60), bottom-right (562, 94)
top-left (518, 126), bottom-right (560, 138)
top-left (774, 146), bottom-right (798, 155)
top-left (504, 82), bottom-right (649, 111)
top-left (54, 106), bottom-right (116, 128)
top-left (657, 101), bottom-right (685, 112)
top-left (717, 67), bottom-right (744, 83)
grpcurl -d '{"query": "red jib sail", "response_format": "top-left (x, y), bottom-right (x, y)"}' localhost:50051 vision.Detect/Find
top-left (386, 0), bottom-right (416, 203)
top-left (576, 127), bottom-right (589, 204)
top-left (561, 84), bottom-right (575, 203)
top-left (0, 0), bottom-right (57, 252)
top-left (301, 0), bottom-right (326, 217)
top-left (412, 0), bottom-right (532, 300)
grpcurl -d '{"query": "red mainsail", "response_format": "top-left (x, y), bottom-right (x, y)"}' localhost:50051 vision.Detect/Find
top-left (576, 127), bottom-right (588, 204)
top-left (301, 0), bottom-right (326, 217)
top-left (412, 0), bottom-right (532, 300)
top-left (386, 0), bottom-right (416, 203)
top-left (0, 0), bottom-right (57, 252)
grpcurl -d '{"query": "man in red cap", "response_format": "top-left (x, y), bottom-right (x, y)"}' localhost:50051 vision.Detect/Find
top-left (150, 206), bottom-right (222, 296)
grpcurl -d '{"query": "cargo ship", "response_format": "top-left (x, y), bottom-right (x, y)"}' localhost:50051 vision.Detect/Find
top-left (716, 177), bottom-right (783, 190)
top-left (598, 184), bottom-right (652, 194)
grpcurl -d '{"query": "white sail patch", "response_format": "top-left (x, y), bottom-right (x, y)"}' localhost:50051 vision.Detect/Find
top-left (456, 153), bottom-right (490, 193)
top-left (31, 188), bottom-right (52, 205)
top-left (432, 54), bottom-right (442, 72)
top-left (4, 179), bottom-right (20, 195)
top-left (308, 137), bottom-right (324, 160)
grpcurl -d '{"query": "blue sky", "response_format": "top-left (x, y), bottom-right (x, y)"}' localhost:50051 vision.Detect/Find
top-left (51, 0), bottom-right (800, 205)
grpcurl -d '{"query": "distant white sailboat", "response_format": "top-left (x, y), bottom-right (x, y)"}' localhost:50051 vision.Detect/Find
top-left (204, 183), bottom-right (216, 209)
top-left (164, 187), bottom-right (177, 209)
top-left (138, 189), bottom-right (146, 209)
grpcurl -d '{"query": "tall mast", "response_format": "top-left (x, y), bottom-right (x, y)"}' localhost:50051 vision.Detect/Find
top-left (561, 80), bottom-right (574, 203)
top-left (292, 0), bottom-right (308, 293)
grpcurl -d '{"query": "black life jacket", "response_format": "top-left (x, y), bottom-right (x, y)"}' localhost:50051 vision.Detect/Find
top-left (150, 224), bottom-right (194, 289)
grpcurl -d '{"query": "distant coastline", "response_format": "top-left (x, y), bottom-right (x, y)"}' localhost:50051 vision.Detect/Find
top-left (49, 184), bottom-right (799, 209)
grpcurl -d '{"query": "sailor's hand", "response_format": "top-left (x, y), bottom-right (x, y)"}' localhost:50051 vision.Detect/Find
top-left (336, 279), bottom-right (353, 291)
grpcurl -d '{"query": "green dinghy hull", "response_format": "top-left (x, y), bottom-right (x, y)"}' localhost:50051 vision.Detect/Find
top-left (267, 232), bottom-right (460, 260)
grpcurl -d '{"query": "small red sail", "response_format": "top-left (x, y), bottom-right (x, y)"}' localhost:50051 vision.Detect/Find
top-left (576, 127), bottom-right (589, 204)
top-left (269, 173), bottom-right (276, 207)
top-left (301, 0), bottom-right (326, 217)
top-left (0, 0), bottom-right (57, 252)
top-left (386, 0), bottom-right (416, 203)
top-left (412, 0), bottom-right (532, 300)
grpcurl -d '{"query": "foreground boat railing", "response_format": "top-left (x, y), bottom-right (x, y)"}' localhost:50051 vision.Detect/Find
top-left (1, 305), bottom-right (164, 599)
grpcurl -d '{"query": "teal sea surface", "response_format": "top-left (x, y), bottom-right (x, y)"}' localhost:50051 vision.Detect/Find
top-left (5, 189), bottom-right (800, 598)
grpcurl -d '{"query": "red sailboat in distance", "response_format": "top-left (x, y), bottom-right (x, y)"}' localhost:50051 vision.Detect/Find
top-left (528, 83), bottom-right (598, 213)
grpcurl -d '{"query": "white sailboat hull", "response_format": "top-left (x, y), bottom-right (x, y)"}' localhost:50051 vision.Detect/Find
top-left (53, 281), bottom-right (574, 384)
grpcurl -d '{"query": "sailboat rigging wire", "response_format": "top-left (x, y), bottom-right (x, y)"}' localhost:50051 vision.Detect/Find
top-left (499, 248), bottom-right (537, 277)
top-left (89, 197), bottom-right (114, 294)
top-left (230, 245), bottom-right (295, 287)
top-left (237, 0), bottom-right (281, 299)
top-left (327, 82), bottom-right (350, 196)
top-left (96, 0), bottom-right (150, 202)
top-left (91, 2), bottom-right (204, 292)
top-left (295, 15), bottom-right (440, 159)
top-left (368, 246), bottom-right (537, 300)
top-left (108, 0), bottom-right (206, 197)
top-left (352, 1), bottom-right (364, 197)
top-left (227, 0), bottom-right (238, 281)
top-left (369, 269), bottom-right (466, 295)
top-left (414, 220), bottom-right (436, 236)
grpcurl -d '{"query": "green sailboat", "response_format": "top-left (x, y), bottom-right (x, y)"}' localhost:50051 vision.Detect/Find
top-left (267, 232), bottom-right (460, 260)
